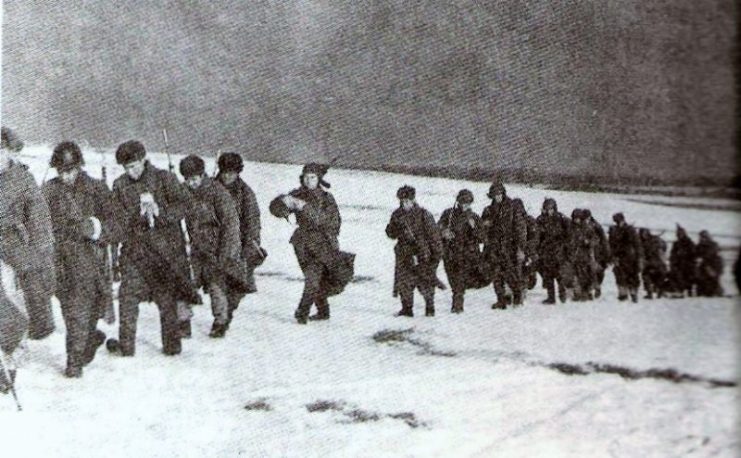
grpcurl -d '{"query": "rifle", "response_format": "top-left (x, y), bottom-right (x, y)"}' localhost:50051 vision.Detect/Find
top-left (162, 128), bottom-right (174, 173)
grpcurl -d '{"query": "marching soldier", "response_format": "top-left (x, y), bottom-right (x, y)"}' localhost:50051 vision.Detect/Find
top-left (42, 142), bottom-right (112, 377)
top-left (386, 185), bottom-right (444, 317)
top-left (270, 163), bottom-right (344, 324)
top-left (583, 209), bottom-right (610, 298)
top-left (109, 140), bottom-right (199, 356)
top-left (438, 189), bottom-right (486, 313)
top-left (695, 230), bottom-right (723, 297)
top-left (215, 153), bottom-right (263, 326)
top-left (608, 213), bottom-right (643, 302)
top-left (567, 209), bottom-right (597, 301)
top-left (0, 126), bottom-right (56, 340)
top-left (481, 181), bottom-right (527, 308)
top-left (639, 228), bottom-right (668, 299)
top-left (513, 198), bottom-right (539, 296)
top-left (180, 155), bottom-right (248, 338)
top-left (669, 225), bottom-right (697, 297)
top-left (535, 198), bottom-right (570, 304)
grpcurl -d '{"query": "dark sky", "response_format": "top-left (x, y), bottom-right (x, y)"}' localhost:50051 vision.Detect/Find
top-left (2, 1), bottom-right (737, 182)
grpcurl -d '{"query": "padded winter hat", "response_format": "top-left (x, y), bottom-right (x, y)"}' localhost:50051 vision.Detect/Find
top-left (269, 195), bottom-right (290, 219)
top-left (115, 140), bottom-right (146, 165)
top-left (456, 189), bottom-right (474, 204)
top-left (571, 208), bottom-right (583, 220)
top-left (612, 212), bottom-right (625, 224)
top-left (396, 185), bottom-right (416, 200)
top-left (1, 127), bottom-right (24, 151)
top-left (639, 227), bottom-right (650, 238)
top-left (50, 141), bottom-right (84, 172)
top-left (542, 198), bottom-right (557, 211)
top-left (487, 181), bottom-right (506, 199)
top-left (217, 152), bottom-right (244, 173)
top-left (179, 154), bottom-right (205, 178)
top-left (301, 162), bottom-right (331, 188)
top-left (582, 209), bottom-right (592, 220)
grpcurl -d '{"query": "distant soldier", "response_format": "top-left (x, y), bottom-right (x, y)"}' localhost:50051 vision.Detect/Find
top-left (386, 185), bottom-right (444, 317)
top-left (583, 209), bottom-right (610, 298)
top-left (215, 153), bottom-right (263, 326)
top-left (608, 213), bottom-right (643, 302)
top-left (110, 141), bottom-right (199, 356)
top-left (271, 163), bottom-right (344, 324)
top-left (513, 198), bottom-right (539, 295)
top-left (566, 209), bottom-right (597, 301)
top-left (0, 126), bottom-right (56, 340)
top-left (180, 155), bottom-right (248, 338)
top-left (438, 189), bottom-right (486, 313)
top-left (668, 225), bottom-right (697, 297)
top-left (695, 230), bottom-right (723, 297)
top-left (481, 181), bottom-right (527, 308)
top-left (638, 228), bottom-right (668, 299)
top-left (42, 142), bottom-right (112, 377)
top-left (535, 198), bottom-right (570, 304)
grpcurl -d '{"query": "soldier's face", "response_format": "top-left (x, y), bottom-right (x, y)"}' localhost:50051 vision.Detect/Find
top-left (493, 193), bottom-right (503, 203)
top-left (185, 174), bottom-right (204, 189)
top-left (400, 198), bottom-right (414, 211)
top-left (302, 173), bottom-right (319, 189)
top-left (60, 168), bottom-right (80, 185)
top-left (220, 171), bottom-right (238, 185)
top-left (460, 203), bottom-right (472, 212)
top-left (545, 208), bottom-right (555, 216)
top-left (123, 159), bottom-right (146, 180)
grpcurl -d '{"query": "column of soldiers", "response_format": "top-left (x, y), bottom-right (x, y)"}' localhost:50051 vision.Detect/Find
top-left (385, 181), bottom-right (727, 317)
top-left (0, 125), bottom-right (731, 388)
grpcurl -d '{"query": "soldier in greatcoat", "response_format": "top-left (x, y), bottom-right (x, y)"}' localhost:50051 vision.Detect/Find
top-left (608, 212), bottom-right (644, 302)
top-left (386, 185), bottom-right (444, 317)
top-left (42, 142), bottom-right (112, 377)
top-left (535, 198), bottom-right (570, 304)
top-left (438, 189), bottom-right (486, 313)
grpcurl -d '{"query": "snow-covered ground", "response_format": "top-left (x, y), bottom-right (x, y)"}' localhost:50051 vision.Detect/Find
top-left (1, 145), bottom-right (739, 457)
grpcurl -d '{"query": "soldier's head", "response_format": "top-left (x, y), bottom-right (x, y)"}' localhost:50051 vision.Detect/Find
top-left (639, 227), bottom-right (651, 239)
top-left (180, 155), bottom-right (206, 189)
top-left (456, 189), bottom-right (474, 211)
top-left (1, 127), bottom-right (23, 171)
top-left (542, 198), bottom-right (557, 216)
top-left (217, 152), bottom-right (243, 185)
top-left (301, 162), bottom-right (330, 190)
top-left (51, 141), bottom-right (84, 185)
top-left (487, 181), bottom-right (506, 203)
top-left (397, 185), bottom-right (416, 211)
top-left (676, 224), bottom-right (688, 239)
top-left (699, 230), bottom-right (711, 242)
top-left (582, 209), bottom-right (592, 221)
top-left (612, 212), bottom-right (626, 226)
top-left (571, 208), bottom-right (584, 224)
top-left (116, 140), bottom-right (147, 181)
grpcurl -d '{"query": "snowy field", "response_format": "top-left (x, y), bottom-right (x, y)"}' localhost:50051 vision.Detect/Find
top-left (1, 144), bottom-right (739, 457)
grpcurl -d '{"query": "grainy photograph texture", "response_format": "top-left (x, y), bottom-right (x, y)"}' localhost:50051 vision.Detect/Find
top-left (0, 1), bottom-right (739, 456)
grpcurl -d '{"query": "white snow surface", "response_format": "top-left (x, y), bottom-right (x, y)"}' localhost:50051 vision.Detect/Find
top-left (1, 145), bottom-right (739, 457)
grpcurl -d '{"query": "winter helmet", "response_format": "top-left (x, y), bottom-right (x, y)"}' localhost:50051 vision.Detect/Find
top-left (115, 140), bottom-right (146, 165)
top-left (639, 227), bottom-right (650, 239)
top-left (217, 152), bottom-right (244, 173)
top-left (1, 127), bottom-right (24, 152)
top-left (612, 212), bottom-right (625, 224)
top-left (50, 141), bottom-right (84, 172)
top-left (542, 198), bottom-right (557, 211)
top-left (456, 189), bottom-right (474, 205)
top-left (582, 209), bottom-right (592, 220)
top-left (300, 162), bottom-right (331, 188)
top-left (396, 185), bottom-right (416, 200)
top-left (571, 208), bottom-right (584, 221)
top-left (269, 195), bottom-right (290, 219)
top-left (487, 181), bottom-right (506, 199)
top-left (179, 154), bottom-right (205, 178)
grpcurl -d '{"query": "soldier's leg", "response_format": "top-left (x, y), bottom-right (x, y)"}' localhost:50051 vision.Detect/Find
top-left (153, 291), bottom-right (182, 355)
top-left (613, 261), bottom-right (628, 301)
top-left (208, 281), bottom-right (229, 337)
top-left (226, 288), bottom-right (245, 326)
top-left (396, 282), bottom-right (415, 317)
top-left (643, 269), bottom-right (654, 299)
top-left (542, 273), bottom-right (556, 304)
top-left (60, 299), bottom-right (90, 377)
top-left (117, 272), bottom-right (146, 356)
top-left (628, 263), bottom-right (640, 302)
top-left (491, 262), bottom-right (507, 309)
top-left (295, 263), bottom-right (323, 323)
top-left (507, 258), bottom-right (523, 306)
top-left (420, 284), bottom-right (435, 316)
top-left (312, 270), bottom-right (331, 320)
top-left (17, 269), bottom-right (55, 340)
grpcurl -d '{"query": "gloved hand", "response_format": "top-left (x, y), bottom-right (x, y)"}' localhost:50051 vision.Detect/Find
top-left (442, 228), bottom-right (454, 240)
top-left (516, 249), bottom-right (526, 263)
top-left (88, 216), bottom-right (102, 241)
top-left (139, 192), bottom-right (159, 228)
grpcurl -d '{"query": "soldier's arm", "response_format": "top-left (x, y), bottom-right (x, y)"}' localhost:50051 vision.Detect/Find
top-left (215, 189), bottom-right (241, 262)
top-left (299, 192), bottom-right (341, 236)
top-left (513, 207), bottom-right (528, 249)
top-left (24, 176), bottom-right (56, 263)
top-left (242, 185), bottom-right (261, 246)
top-left (424, 211), bottom-right (443, 260)
top-left (158, 171), bottom-right (191, 225)
top-left (385, 211), bottom-right (402, 239)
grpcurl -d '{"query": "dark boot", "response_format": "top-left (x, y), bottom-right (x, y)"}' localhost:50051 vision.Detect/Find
top-left (593, 287), bottom-right (601, 299)
top-left (425, 305), bottom-right (435, 317)
top-left (82, 330), bottom-right (107, 366)
top-left (179, 320), bottom-right (192, 339)
top-left (64, 363), bottom-right (82, 378)
top-left (618, 295), bottom-right (628, 302)
top-left (294, 310), bottom-right (308, 325)
top-left (451, 294), bottom-right (464, 313)
top-left (491, 299), bottom-right (508, 310)
top-left (106, 338), bottom-right (134, 357)
top-left (308, 313), bottom-right (330, 321)
top-left (209, 322), bottom-right (227, 338)
top-left (512, 291), bottom-right (523, 307)
top-left (162, 341), bottom-right (182, 356)
top-left (396, 298), bottom-right (414, 317)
